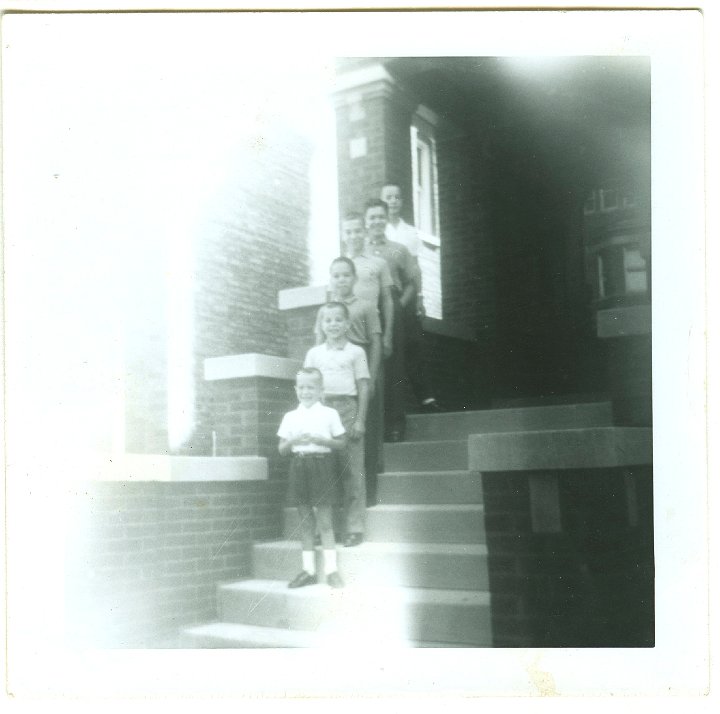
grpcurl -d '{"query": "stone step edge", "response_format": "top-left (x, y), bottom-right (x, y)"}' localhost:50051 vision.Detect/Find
top-left (181, 622), bottom-right (469, 648)
top-left (406, 401), bottom-right (612, 422)
top-left (254, 539), bottom-right (488, 556)
top-left (219, 579), bottom-right (492, 606)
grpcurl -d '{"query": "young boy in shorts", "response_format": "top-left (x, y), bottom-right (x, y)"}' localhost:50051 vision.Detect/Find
top-left (305, 301), bottom-right (371, 547)
top-left (277, 368), bottom-right (346, 589)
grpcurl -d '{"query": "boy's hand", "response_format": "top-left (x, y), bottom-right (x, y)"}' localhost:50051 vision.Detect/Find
top-left (382, 335), bottom-right (393, 358)
top-left (349, 420), bottom-right (365, 440)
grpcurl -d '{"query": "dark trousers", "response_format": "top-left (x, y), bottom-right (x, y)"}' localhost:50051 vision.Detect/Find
top-left (402, 303), bottom-right (433, 404)
top-left (384, 292), bottom-right (406, 437)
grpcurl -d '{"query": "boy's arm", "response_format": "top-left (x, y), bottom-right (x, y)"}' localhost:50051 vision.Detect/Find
top-left (310, 433), bottom-right (347, 451)
top-left (398, 249), bottom-right (417, 309)
top-left (367, 333), bottom-right (381, 391)
top-left (380, 286), bottom-right (394, 357)
top-left (350, 378), bottom-right (370, 439)
top-left (278, 437), bottom-right (294, 455)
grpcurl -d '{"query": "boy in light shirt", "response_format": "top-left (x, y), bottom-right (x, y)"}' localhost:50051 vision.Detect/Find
top-left (305, 301), bottom-right (371, 547)
top-left (277, 368), bottom-right (346, 589)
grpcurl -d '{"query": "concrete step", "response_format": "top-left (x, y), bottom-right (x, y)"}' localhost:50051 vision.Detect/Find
top-left (253, 540), bottom-right (489, 591)
top-left (213, 579), bottom-right (492, 647)
top-left (383, 440), bottom-right (468, 472)
top-left (366, 504), bottom-right (486, 544)
top-left (377, 470), bottom-right (484, 505)
top-left (180, 621), bottom-right (467, 648)
top-left (405, 401), bottom-right (613, 442)
top-left (468, 426), bottom-right (653, 471)
top-left (284, 504), bottom-right (486, 544)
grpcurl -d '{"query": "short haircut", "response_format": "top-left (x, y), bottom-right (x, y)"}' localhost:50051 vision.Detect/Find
top-left (330, 256), bottom-right (357, 276)
top-left (296, 367), bottom-right (323, 385)
top-left (381, 181), bottom-right (402, 194)
top-left (320, 301), bottom-right (350, 320)
top-left (364, 197), bottom-right (389, 215)
top-left (342, 211), bottom-right (363, 223)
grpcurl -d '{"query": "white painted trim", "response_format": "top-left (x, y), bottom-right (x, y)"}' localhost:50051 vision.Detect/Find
top-left (67, 454), bottom-right (268, 482)
top-left (278, 284), bottom-right (328, 310)
top-left (204, 353), bottom-right (301, 382)
top-left (333, 63), bottom-right (396, 94)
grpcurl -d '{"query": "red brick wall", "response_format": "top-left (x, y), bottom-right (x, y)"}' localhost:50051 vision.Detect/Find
top-left (435, 125), bottom-right (496, 343)
top-left (481, 465), bottom-right (654, 647)
top-left (125, 126), bottom-right (312, 455)
top-left (65, 479), bottom-right (286, 648)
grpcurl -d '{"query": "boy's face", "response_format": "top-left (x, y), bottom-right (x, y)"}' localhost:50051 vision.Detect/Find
top-left (380, 185), bottom-right (403, 218)
top-left (329, 261), bottom-right (356, 299)
top-left (295, 372), bottom-right (322, 406)
top-left (341, 218), bottom-right (365, 255)
top-left (365, 206), bottom-right (388, 240)
top-left (321, 306), bottom-right (350, 341)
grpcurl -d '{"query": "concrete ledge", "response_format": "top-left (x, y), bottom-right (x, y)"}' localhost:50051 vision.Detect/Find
top-left (422, 317), bottom-right (476, 342)
top-left (597, 305), bottom-right (651, 338)
top-left (112, 455), bottom-right (268, 482)
top-left (204, 353), bottom-right (301, 382)
top-left (468, 427), bottom-right (652, 471)
top-left (278, 284), bottom-right (328, 311)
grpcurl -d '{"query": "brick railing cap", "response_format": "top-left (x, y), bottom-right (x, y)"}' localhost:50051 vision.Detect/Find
top-left (204, 353), bottom-right (301, 381)
top-left (278, 284), bottom-right (328, 311)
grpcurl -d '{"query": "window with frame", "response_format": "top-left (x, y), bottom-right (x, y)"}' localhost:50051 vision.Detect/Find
top-left (410, 112), bottom-right (442, 319)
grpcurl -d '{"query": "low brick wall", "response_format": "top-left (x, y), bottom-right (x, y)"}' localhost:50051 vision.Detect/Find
top-left (481, 465), bottom-right (654, 647)
top-left (65, 479), bottom-right (286, 648)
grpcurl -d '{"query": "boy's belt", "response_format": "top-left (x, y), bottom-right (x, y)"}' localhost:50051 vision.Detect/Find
top-left (293, 452), bottom-right (330, 458)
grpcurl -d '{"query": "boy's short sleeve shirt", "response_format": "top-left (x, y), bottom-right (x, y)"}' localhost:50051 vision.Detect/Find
top-left (277, 401), bottom-right (345, 454)
top-left (364, 238), bottom-right (415, 292)
top-left (313, 296), bottom-right (381, 347)
top-left (352, 254), bottom-right (393, 305)
top-left (304, 342), bottom-right (370, 396)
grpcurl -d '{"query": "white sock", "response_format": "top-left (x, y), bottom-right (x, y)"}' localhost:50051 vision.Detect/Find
top-left (422, 398), bottom-right (436, 405)
top-left (324, 549), bottom-right (337, 574)
top-left (302, 550), bottom-right (316, 575)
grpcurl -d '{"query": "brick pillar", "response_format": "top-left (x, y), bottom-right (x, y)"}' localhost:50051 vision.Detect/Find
top-left (333, 64), bottom-right (416, 215)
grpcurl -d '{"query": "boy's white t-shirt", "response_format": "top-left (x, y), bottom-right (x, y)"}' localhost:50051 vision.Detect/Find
top-left (277, 401), bottom-right (345, 454)
top-left (303, 341), bottom-right (370, 396)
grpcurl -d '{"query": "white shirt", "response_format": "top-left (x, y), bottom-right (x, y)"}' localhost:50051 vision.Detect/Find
top-left (304, 341), bottom-right (370, 396)
top-left (277, 401), bottom-right (345, 454)
top-left (386, 219), bottom-right (421, 257)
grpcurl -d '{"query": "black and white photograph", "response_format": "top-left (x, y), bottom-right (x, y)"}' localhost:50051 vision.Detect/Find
top-left (2, 4), bottom-right (711, 701)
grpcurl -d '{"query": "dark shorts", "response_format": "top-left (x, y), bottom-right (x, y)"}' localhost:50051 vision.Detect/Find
top-left (287, 454), bottom-right (339, 507)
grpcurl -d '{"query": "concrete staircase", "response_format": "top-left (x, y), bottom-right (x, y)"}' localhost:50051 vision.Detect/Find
top-left (180, 401), bottom-right (614, 648)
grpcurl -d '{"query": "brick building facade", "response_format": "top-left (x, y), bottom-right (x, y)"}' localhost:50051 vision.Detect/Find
top-left (66, 56), bottom-right (654, 649)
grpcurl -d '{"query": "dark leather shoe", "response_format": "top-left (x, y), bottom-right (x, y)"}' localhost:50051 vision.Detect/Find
top-left (326, 571), bottom-right (344, 589)
top-left (344, 533), bottom-right (363, 548)
top-left (288, 571), bottom-right (317, 589)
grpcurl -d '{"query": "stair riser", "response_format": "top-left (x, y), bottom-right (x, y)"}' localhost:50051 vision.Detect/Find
top-left (378, 472), bottom-right (484, 504)
top-left (383, 442), bottom-right (468, 472)
top-left (405, 403), bottom-right (613, 441)
top-left (366, 510), bottom-right (486, 544)
top-left (253, 543), bottom-right (489, 590)
top-left (218, 587), bottom-right (492, 646)
top-left (284, 508), bottom-right (487, 544)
